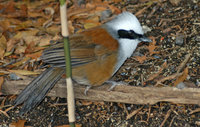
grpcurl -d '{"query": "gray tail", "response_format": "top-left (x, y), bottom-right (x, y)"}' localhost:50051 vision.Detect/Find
top-left (13, 67), bottom-right (65, 115)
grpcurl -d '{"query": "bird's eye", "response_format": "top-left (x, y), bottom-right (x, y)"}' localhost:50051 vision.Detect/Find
top-left (129, 30), bottom-right (138, 39)
top-left (118, 30), bottom-right (131, 39)
top-left (118, 29), bottom-right (143, 39)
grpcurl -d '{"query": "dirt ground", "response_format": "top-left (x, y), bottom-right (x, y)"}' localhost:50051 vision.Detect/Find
top-left (0, 0), bottom-right (200, 127)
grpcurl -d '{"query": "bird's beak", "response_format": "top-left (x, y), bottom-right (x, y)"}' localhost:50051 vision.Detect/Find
top-left (139, 36), bottom-right (152, 43)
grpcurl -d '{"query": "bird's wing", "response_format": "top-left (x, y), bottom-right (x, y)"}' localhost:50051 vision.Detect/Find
top-left (41, 27), bottom-right (119, 68)
top-left (41, 40), bottom-right (96, 67)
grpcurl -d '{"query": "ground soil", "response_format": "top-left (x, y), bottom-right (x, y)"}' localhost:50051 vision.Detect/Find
top-left (0, 0), bottom-right (200, 127)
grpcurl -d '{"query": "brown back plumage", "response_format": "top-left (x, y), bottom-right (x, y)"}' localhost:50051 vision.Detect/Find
top-left (42, 26), bottom-right (119, 86)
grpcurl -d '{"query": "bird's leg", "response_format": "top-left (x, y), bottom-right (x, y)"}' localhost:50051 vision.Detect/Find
top-left (105, 80), bottom-right (128, 91)
top-left (84, 85), bottom-right (92, 95)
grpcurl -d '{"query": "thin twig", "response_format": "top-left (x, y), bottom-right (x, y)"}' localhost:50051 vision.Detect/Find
top-left (160, 109), bottom-right (172, 127)
top-left (123, 104), bottom-right (129, 115)
top-left (177, 53), bottom-right (191, 73)
top-left (145, 61), bottom-right (167, 82)
top-left (169, 116), bottom-right (176, 127)
top-left (189, 108), bottom-right (200, 114)
top-left (155, 73), bottom-right (182, 86)
top-left (126, 106), bottom-right (144, 120)
top-left (50, 103), bottom-right (68, 106)
top-left (147, 105), bottom-right (151, 122)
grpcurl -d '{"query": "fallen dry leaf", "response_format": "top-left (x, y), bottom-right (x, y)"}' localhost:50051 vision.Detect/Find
top-left (14, 45), bottom-right (26, 54)
top-left (107, 4), bottom-right (121, 14)
top-left (84, 22), bottom-right (100, 29)
top-left (0, 77), bottom-right (4, 90)
top-left (13, 30), bottom-right (39, 40)
top-left (6, 39), bottom-right (18, 52)
top-left (67, 21), bottom-right (75, 34)
top-left (0, 20), bottom-right (11, 32)
top-left (25, 41), bottom-right (38, 54)
top-left (0, 35), bottom-right (7, 58)
top-left (3, 1), bottom-right (16, 14)
top-left (1, 1), bottom-right (27, 18)
top-left (8, 70), bottom-right (40, 75)
top-left (0, 70), bottom-right (10, 75)
top-left (117, 103), bottom-right (124, 109)
top-left (95, 6), bottom-right (107, 11)
top-left (28, 11), bottom-right (45, 18)
top-left (173, 67), bottom-right (188, 87)
top-left (14, 20), bottom-right (33, 31)
top-left (25, 50), bottom-right (43, 59)
top-left (46, 25), bottom-right (61, 35)
top-left (10, 120), bottom-right (26, 127)
top-left (38, 36), bottom-right (56, 47)
top-left (135, 55), bottom-right (147, 64)
top-left (147, 37), bottom-right (159, 55)
top-left (84, 15), bottom-right (100, 23)
top-left (11, 57), bottom-right (30, 67)
top-left (80, 100), bottom-right (93, 106)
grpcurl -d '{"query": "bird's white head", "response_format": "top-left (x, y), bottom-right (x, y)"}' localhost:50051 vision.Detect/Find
top-left (104, 12), bottom-right (152, 74)
top-left (105, 11), bottom-right (151, 44)
top-left (105, 12), bottom-right (144, 36)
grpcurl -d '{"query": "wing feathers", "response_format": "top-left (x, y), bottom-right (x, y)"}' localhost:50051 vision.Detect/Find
top-left (41, 26), bottom-right (118, 68)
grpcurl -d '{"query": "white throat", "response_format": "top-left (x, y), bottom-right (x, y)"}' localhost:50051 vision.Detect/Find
top-left (113, 39), bottom-right (139, 74)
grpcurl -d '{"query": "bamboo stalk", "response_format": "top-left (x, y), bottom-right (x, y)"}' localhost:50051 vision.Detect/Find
top-left (59, 0), bottom-right (75, 126)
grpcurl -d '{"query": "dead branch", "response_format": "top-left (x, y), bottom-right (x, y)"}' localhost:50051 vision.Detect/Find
top-left (2, 78), bottom-right (200, 105)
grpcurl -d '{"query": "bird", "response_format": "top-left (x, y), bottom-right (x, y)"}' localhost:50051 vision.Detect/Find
top-left (13, 11), bottom-right (152, 115)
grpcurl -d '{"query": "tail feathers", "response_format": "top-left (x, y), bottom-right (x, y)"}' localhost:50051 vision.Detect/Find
top-left (14, 67), bottom-right (65, 115)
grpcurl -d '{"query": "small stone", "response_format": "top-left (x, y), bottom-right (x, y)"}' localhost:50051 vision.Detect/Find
top-left (77, 115), bottom-right (81, 119)
top-left (196, 80), bottom-right (200, 86)
top-left (120, 72), bottom-right (126, 76)
top-left (142, 25), bottom-right (151, 33)
top-left (172, 36), bottom-right (176, 40)
top-left (175, 34), bottom-right (184, 46)
top-left (127, 106), bottom-right (131, 110)
top-left (153, 55), bottom-right (160, 59)
top-left (176, 82), bottom-right (186, 89)
top-left (9, 73), bottom-right (21, 80)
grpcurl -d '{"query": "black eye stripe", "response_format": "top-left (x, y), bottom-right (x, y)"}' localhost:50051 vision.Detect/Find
top-left (118, 29), bottom-right (143, 39)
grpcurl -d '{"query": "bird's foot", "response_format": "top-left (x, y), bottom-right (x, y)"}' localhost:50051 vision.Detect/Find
top-left (105, 80), bottom-right (128, 91)
top-left (84, 85), bottom-right (91, 95)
